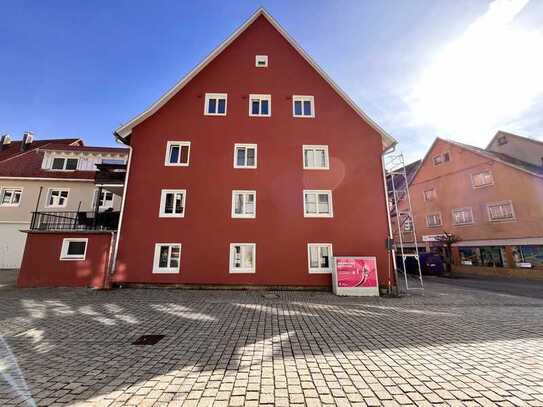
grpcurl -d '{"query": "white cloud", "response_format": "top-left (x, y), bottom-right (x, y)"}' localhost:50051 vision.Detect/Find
top-left (408, 0), bottom-right (543, 146)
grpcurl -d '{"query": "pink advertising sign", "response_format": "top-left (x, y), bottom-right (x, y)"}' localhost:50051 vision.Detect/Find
top-left (333, 257), bottom-right (379, 296)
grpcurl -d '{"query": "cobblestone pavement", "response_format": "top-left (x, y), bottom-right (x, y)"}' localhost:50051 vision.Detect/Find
top-left (0, 277), bottom-right (542, 406)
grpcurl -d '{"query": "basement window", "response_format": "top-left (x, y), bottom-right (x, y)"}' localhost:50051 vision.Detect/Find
top-left (52, 157), bottom-right (78, 171)
top-left (229, 243), bottom-right (256, 273)
top-left (255, 55), bottom-right (268, 67)
top-left (307, 244), bottom-right (333, 274)
top-left (60, 238), bottom-right (88, 261)
top-left (153, 243), bottom-right (181, 273)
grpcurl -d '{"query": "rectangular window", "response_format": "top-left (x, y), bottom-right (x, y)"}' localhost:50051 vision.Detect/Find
top-left (233, 144), bottom-right (257, 168)
top-left (403, 216), bottom-right (413, 232)
top-left (60, 238), bottom-right (88, 261)
top-left (293, 95), bottom-right (315, 118)
top-left (452, 207), bottom-right (474, 225)
top-left (303, 145), bottom-right (329, 169)
top-left (303, 190), bottom-right (333, 217)
top-left (159, 190), bottom-right (186, 217)
top-left (307, 244), bottom-right (333, 273)
top-left (471, 171), bottom-right (494, 188)
top-left (46, 189), bottom-right (69, 208)
top-left (231, 190), bottom-right (256, 218)
top-left (94, 190), bottom-right (114, 210)
top-left (432, 152), bottom-right (450, 166)
top-left (487, 201), bottom-right (515, 222)
top-left (426, 213), bottom-right (442, 227)
top-left (423, 188), bottom-right (436, 201)
top-left (229, 243), bottom-right (256, 273)
top-left (51, 157), bottom-right (78, 171)
top-left (153, 243), bottom-right (181, 273)
top-left (0, 188), bottom-right (22, 207)
top-left (165, 141), bottom-right (190, 166)
top-left (249, 94), bottom-right (271, 117)
top-left (204, 93), bottom-right (227, 116)
top-left (255, 55), bottom-right (268, 67)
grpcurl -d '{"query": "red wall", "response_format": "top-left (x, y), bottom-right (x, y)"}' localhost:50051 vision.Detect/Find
top-left (18, 232), bottom-right (112, 288)
top-left (114, 16), bottom-right (392, 288)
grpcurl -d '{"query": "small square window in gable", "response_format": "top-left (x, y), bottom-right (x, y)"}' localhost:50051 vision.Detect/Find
top-left (255, 55), bottom-right (268, 67)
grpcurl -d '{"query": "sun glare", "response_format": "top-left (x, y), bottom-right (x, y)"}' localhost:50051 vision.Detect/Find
top-left (410, 0), bottom-right (543, 144)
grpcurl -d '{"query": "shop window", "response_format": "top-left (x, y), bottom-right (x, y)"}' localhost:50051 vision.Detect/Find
top-left (459, 247), bottom-right (481, 266)
top-left (513, 245), bottom-right (543, 268)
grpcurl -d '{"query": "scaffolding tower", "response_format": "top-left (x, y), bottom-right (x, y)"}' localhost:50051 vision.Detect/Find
top-left (383, 151), bottom-right (423, 294)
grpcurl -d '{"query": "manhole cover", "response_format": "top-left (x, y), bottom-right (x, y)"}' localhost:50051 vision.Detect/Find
top-left (132, 335), bottom-right (165, 345)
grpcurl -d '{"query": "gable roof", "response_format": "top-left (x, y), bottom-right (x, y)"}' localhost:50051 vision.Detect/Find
top-left (486, 130), bottom-right (543, 150)
top-left (410, 137), bottom-right (543, 185)
top-left (114, 8), bottom-right (396, 149)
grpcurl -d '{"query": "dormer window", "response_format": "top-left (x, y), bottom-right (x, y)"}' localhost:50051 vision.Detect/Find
top-left (255, 55), bottom-right (268, 67)
top-left (432, 152), bottom-right (450, 166)
top-left (52, 157), bottom-right (78, 171)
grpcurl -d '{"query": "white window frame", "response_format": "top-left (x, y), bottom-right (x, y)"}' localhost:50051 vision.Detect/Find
top-left (0, 187), bottom-right (23, 207)
top-left (46, 188), bottom-right (69, 208)
top-left (487, 200), bottom-right (516, 222)
top-left (204, 93), bottom-right (227, 116)
top-left (233, 144), bottom-right (257, 169)
top-left (471, 170), bottom-right (494, 188)
top-left (93, 189), bottom-right (114, 210)
top-left (426, 212), bottom-right (442, 228)
top-left (292, 95), bottom-right (315, 118)
top-left (423, 188), bottom-right (436, 202)
top-left (152, 243), bottom-right (181, 274)
top-left (159, 189), bottom-right (186, 218)
top-left (255, 55), bottom-right (268, 67)
top-left (51, 157), bottom-right (79, 171)
top-left (302, 145), bottom-right (329, 170)
top-left (248, 94), bottom-right (271, 117)
top-left (60, 238), bottom-right (88, 261)
top-left (303, 190), bottom-right (333, 218)
top-left (307, 243), bottom-right (333, 274)
top-left (231, 190), bottom-right (256, 219)
top-left (229, 243), bottom-right (256, 274)
top-left (452, 207), bottom-right (474, 226)
top-left (164, 141), bottom-right (191, 167)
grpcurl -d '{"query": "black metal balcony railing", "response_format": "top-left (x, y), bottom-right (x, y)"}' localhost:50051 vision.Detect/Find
top-left (30, 211), bottom-right (120, 232)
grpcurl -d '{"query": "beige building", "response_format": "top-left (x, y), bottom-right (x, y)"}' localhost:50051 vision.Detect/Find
top-left (0, 134), bottom-right (128, 268)
top-left (395, 132), bottom-right (543, 273)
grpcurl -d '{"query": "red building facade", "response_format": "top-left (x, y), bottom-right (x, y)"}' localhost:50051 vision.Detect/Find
top-left (112, 10), bottom-right (395, 289)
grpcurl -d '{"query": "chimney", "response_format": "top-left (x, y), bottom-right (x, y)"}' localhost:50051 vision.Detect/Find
top-left (0, 134), bottom-right (12, 151)
top-left (20, 131), bottom-right (34, 151)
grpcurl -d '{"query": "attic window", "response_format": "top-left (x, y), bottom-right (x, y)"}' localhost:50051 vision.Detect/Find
top-left (52, 157), bottom-right (78, 171)
top-left (432, 152), bottom-right (450, 166)
top-left (497, 135), bottom-right (507, 145)
top-left (255, 55), bottom-right (268, 67)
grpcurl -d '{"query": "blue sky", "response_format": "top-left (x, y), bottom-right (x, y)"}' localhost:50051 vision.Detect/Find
top-left (2, 0), bottom-right (542, 161)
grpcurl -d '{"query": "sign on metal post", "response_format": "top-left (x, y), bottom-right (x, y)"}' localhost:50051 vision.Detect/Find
top-left (332, 256), bottom-right (379, 296)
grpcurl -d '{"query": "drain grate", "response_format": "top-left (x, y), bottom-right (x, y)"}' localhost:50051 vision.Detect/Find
top-left (132, 335), bottom-right (165, 345)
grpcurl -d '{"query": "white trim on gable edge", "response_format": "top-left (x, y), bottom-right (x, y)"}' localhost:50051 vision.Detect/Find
top-left (114, 8), bottom-right (395, 149)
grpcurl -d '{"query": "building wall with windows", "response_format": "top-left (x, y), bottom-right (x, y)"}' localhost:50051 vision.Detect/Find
top-left (17, 231), bottom-right (113, 288)
top-left (113, 14), bottom-right (392, 287)
top-left (398, 138), bottom-right (543, 270)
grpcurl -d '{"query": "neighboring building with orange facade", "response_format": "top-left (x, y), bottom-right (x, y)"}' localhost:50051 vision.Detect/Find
top-left (396, 131), bottom-right (543, 275)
